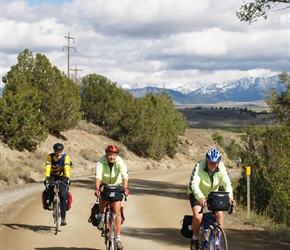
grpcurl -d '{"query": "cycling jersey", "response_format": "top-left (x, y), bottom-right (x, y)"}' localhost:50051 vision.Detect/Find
top-left (95, 155), bottom-right (128, 185)
top-left (45, 153), bottom-right (71, 178)
top-left (187, 158), bottom-right (233, 200)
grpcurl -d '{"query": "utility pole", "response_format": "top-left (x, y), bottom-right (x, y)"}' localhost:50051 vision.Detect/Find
top-left (63, 32), bottom-right (76, 79)
top-left (70, 66), bottom-right (82, 83)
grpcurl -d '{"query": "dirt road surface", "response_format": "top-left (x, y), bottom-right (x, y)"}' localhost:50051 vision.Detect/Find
top-left (0, 169), bottom-right (287, 250)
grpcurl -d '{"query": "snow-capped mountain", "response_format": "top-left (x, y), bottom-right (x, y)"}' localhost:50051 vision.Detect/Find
top-left (125, 75), bottom-right (283, 104)
top-left (172, 82), bottom-right (205, 94)
top-left (1, 75), bottom-right (284, 104)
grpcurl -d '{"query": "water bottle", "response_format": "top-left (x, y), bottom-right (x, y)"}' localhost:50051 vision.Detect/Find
top-left (205, 229), bottom-right (210, 241)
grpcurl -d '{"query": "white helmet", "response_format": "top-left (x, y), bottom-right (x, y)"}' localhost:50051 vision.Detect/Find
top-left (206, 148), bottom-right (222, 162)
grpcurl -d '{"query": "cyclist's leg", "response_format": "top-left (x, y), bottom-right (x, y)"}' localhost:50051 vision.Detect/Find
top-left (189, 194), bottom-right (202, 250)
top-left (189, 194), bottom-right (202, 238)
top-left (47, 176), bottom-right (56, 208)
top-left (99, 198), bottom-right (106, 216)
top-left (113, 201), bottom-right (123, 249)
top-left (59, 178), bottom-right (67, 225)
top-left (215, 211), bottom-right (223, 226)
top-left (97, 198), bottom-right (106, 230)
top-left (113, 201), bottom-right (122, 236)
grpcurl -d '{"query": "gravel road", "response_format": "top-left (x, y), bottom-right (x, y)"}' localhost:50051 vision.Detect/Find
top-left (0, 169), bottom-right (288, 250)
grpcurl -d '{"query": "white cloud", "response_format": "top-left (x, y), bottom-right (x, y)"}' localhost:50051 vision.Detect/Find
top-left (1, 0), bottom-right (289, 88)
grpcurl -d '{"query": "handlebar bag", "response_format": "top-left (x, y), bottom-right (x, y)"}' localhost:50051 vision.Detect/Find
top-left (101, 185), bottom-right (124, 201)
top-left (207, 191), bottom-right (230, 211)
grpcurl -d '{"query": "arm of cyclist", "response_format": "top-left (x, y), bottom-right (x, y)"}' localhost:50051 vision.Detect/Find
top-left (188, 163), bottom-right (206, 202)
top-left (94, 177), bottom-right (101, 197)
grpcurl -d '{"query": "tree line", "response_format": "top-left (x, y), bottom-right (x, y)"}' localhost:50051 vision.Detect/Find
top-left (235, 72), bottom-right (290, 227)
top-left (0, 49), bottom-right (186, 160)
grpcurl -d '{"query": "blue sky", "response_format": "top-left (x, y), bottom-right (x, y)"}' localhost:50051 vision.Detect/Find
top-left (27, 0), bottom-right (71, 5)
top-left (1, 0), bottom-right (289, 89)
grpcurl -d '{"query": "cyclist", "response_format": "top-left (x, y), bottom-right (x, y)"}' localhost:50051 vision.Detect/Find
top-left (94, 144), bottom-right (129, 250)
top-left (44, 143), bottom-right (71, 226)
top-left (187, 148), bottom-right (235, 250)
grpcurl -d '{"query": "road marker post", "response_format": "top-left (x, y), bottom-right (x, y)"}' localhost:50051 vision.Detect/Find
top-left (246, 166), bottom-right (251, 219)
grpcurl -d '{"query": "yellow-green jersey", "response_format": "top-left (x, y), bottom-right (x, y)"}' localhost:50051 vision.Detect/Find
top-left (95, 155), bottom-right (128, 185)
top-left (187, 158), bottom-right (233, 200)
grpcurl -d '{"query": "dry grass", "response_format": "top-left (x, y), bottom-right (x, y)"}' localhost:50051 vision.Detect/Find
top-left (230, 205), bottom-right (290, 244)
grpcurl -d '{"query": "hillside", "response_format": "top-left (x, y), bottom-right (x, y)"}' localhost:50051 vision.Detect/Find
top-left (0, 121), bottom-right (243, 191)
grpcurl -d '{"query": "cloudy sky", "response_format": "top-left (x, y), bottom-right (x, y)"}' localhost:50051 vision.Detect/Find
top-left (1, 0), bottom-right (289, 89)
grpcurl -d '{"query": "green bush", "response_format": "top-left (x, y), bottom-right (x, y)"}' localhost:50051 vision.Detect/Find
top-left (211, 131), bottom-right (224, 146)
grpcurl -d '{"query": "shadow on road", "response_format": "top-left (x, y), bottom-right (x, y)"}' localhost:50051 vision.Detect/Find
top-left (2, 223), bottom-right (58, 234)
top-left (71, 177), bottom-right (189, 201)
top-left (122, 226), bottom-right (189, 247)
top-left (35, 248), bottom-right (99, 250)
top-left (128, 178), bottom-right (188, 200)
top-left (70, 177), bottom-right (95, 190)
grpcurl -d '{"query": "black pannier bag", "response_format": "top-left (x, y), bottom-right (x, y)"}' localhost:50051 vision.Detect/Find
top-left (88, 203), bottom-right (100, 226)
top-left (207, 191), bottom-right (230, 211)
top-left (101, 185), bottom-right (124, 202)
top-left (180, 215), bottom-right (193, 238)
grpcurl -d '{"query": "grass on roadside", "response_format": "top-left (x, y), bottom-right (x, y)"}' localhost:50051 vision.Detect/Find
top-left (231, 204), bottom-right (290, 244)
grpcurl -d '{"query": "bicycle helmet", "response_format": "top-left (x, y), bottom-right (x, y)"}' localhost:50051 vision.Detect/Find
top-left (53, 143), bottom-right (64, 151)
top-left (206, 148), bottom-right (222, 162)
top-left (236, 157), bottom-right (242, 163)
top-left (105, 144), bottom-right (120, 153)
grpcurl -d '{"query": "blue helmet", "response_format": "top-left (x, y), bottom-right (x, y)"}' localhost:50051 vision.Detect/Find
top-left (206, 148), bottom-right (222, 162)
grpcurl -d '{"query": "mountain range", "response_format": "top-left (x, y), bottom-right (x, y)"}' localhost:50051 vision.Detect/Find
top-left (0, 75), bottom-right (283, 105)
top-left (123, 75), bottom-right (283, 105)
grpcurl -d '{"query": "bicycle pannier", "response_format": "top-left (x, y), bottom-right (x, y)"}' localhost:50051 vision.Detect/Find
top-left (66, 191), bottom-right (73, 211)
top-left (207, 191), bottom-right (230, 211)
top-left (42, 189), bottom-right (50, 210)
top-left (121, 205), bottom-right (125, 224)
top-left (180, 215), bottom-right (193, 238)
top-left (88, 203), bottom-right (100, 226)
top-left (101, 185), bottom-right (124, 202)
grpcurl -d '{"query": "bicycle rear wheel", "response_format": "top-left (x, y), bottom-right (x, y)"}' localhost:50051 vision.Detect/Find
top-left (207, 225), bottom-right (227, 250)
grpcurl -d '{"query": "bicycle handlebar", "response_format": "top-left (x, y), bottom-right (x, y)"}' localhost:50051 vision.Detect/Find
top-left (96, 192), bottom-right (128, 203)
top-left (46, 180), bottom-right (68, 188)
top-left (228, 201), bottom-right (235, 214)
top-left (198, 201), bottom-right (235, 214)
top-left (96, 184), bottom-right (128, 203)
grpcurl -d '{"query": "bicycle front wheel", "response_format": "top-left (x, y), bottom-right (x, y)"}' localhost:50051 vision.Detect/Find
top-left (207, 225), bottom-right (228, 250)
top-left (54, 198), bottom-right (60, 235)
top-left (109, 214), bottom-right (117, 250)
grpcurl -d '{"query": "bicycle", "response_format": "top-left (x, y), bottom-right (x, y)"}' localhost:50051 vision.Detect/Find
top-left (47, 180), bottom-right (68, 235)
top-left (198, 192), bottom-right (235, 250)
top-left (97, 184), bottom-right (127, 250)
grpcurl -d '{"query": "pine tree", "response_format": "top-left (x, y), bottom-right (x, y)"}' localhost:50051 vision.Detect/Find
top-left (1, 49), bottom-right (81, 150)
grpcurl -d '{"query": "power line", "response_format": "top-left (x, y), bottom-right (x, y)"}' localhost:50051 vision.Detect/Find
top-left (63, 32), bottom-right (76, 79)
top-left (70, 66), bottom-right (82, 83)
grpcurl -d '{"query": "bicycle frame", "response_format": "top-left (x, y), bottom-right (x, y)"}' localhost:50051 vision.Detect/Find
top-left (47, 180), bottom-right (67, 235)
top-left (199, 202), bottom-right (234, 250)
top-left (97, 185), bottom-right (127, 250)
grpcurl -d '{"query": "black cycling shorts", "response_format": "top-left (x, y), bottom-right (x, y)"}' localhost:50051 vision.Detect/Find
top-left (189, 193), bottom-right (200, 208)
